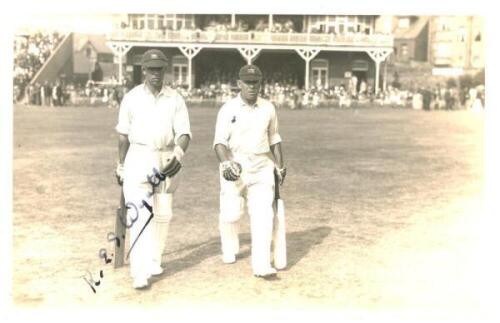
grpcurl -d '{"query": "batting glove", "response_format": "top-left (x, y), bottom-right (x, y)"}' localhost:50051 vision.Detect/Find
top-left (221, 160), bottom-right (242, 181)
top-left (161, 156), bottom-right (182, 178)
top-left (275, 166), bottom-right (287, 185)
top-left (115, 162), bottom-right (124, 185)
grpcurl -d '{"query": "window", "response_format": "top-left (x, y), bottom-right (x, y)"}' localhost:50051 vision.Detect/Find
top-left (312, 68), bottom-right (328, 88)
top-left (356, 16), bottom-right (362, 32)
top-left (129, 14), bottom-right (146, 30)
top-left (173, 63), bottom-right (188, 85)
top-left (338, 23), bottom-right (344, 34)
top-left (164, 14), bottom-right (175, 30)
top-left (147, 14), bottom-right (155, 29)
top-left (158, 15), bottom-right (166, 29)
top-left (311, 59), bottom-right (329, 88)
top-left (184, 15), bottom-right (194, 29)
top-left (401, 44), bottom-right (408, 57)
top-left (459, 27), bottom-right (466, 42)
top-left (398, 18), bottom-right (410, 28)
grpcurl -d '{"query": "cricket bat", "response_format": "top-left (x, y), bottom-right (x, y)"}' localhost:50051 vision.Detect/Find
top-left (114, 189), bottom-right (126, 268)
top-left (273, 175), bottom-right (287, 270)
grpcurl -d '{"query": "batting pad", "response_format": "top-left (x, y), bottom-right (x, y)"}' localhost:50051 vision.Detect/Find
top-left (152, 193), bottom-right (173, 266)
top-left (219, 221), bottom-right (240, 256)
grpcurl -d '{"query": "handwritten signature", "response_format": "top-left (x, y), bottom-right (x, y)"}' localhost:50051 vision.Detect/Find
top-left (82, 167), bottom-right (166, 293)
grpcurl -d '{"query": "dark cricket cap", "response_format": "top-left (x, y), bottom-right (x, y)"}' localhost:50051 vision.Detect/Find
top-left (141, 49), bottom-right (168, 68)
top-left (239, 64), bottom-right (262, 82)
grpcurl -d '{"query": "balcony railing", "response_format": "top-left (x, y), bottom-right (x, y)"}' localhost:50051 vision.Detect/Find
top-left (108, 29), bottom-right (393, 47)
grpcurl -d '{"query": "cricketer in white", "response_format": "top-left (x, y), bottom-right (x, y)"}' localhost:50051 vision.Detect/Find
top-left (213, 64), bottom-right (286, 278)
top-left (115, 49), bottom-right (192, 289)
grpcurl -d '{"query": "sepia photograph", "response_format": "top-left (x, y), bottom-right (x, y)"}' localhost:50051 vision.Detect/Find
top-left (2, 0), bottom-right (499, 322)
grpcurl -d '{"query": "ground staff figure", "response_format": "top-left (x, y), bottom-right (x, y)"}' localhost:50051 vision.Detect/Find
top-left (115, 49), bottom-right (192, 289)
top-left (213, 64), bottom-right (286, 278)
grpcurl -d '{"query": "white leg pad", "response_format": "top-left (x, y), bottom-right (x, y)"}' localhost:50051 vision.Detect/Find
top-left (247, 183), bottom-right (275, 275)
top-left (219, 221), bottom-right (240, 256)
top-left (152, 193), bottom-right (173, 267)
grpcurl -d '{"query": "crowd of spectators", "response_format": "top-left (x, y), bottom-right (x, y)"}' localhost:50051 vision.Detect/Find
top-left (405, 84), bottom-right (485, 111)
top-left (22, 81), bottom-right (66, 106)
top-left (18, 76), bottom-right (485, 111)
top-left (13, 31), bottom-right (64, 103)
top-left (118, 16), bottom-right (300, 34)
top-left (13, 30), bottom-right (484, 111)
top-left (17, 78), bottom-right (131, 109)
top-left (180, 78), bottom-right (485, 111)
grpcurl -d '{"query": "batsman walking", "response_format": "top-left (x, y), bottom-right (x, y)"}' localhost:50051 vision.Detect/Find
top-left (115, 49), bottom-right (192, 289)
top-left (213, 64), bottom-right (286, 278)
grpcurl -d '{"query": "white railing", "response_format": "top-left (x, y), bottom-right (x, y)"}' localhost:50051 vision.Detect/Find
top-left (109, 29), bottom-right (393, 47)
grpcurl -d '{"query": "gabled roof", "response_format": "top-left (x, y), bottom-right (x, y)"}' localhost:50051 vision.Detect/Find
top-left (74, 33), bottom-right (112, 54)
top-left (74, 57), bottom-right (116, 76)
top-left (394, 16), bottom-right (429, 40)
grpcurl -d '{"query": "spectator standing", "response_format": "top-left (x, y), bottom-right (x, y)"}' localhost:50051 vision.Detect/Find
top-left (412, 90), bottom-right (423, 110)
top-left (44, 81), bottom-right (52, 106)
top-left (444, 88), bottom-right (452, 110)
top-left (52, 82), bottom-right (60, 106)
top-left (422, 87), bottom-right (431, 111)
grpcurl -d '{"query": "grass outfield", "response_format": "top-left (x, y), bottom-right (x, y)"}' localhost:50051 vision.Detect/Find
top-left (13, 105), bottom-right (484, 309)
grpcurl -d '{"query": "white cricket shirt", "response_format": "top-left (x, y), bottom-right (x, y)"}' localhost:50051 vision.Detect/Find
top-left (116, 84), bottom-right (192, 150)
top-left (213, 94), bottom-right (282, 155)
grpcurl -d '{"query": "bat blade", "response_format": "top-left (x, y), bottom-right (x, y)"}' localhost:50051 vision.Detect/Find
top-left (273, 198), bottom-right (287, 270)
top-left (114, 189), bottom-right (126, 268)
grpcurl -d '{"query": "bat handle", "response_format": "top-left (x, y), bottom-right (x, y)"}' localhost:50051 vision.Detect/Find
top-left (274, 172), bottom-right (280, 200)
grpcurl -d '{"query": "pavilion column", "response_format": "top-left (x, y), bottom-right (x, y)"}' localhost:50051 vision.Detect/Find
top-left (295, 48), bottom-right (320, 90)
top-left (179, 46), bottom-right (202, 91)
top-left (108, 42), bottom-right (132, 85)
top-left (367, 49), bottom-right (392, 94)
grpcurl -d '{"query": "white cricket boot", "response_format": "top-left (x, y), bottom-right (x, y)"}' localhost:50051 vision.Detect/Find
top-left (132, 274), bottom-right (150, 289)
top-left (254, 267), bottom-right (277, 278)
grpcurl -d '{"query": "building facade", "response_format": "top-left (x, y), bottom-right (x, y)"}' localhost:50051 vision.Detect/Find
top-left (106, 14), bottom-right (394, 93)
top-left (428, 16), bottom-right (484, 69)
top-left (392, 16), bottom-right (429, 63)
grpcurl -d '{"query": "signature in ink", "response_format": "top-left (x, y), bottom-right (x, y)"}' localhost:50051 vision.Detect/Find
top-left (81, 270), bottom-right (103, 294)
top-left (83, 167), bottom-right (163, 294)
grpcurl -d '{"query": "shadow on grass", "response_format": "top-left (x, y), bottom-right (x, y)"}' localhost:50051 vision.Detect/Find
top-left (158, 226), bottom-right (332, 277)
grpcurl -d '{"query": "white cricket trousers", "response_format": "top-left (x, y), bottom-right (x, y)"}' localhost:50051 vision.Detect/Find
top-left (219, 153), bottom-right (275, 274)
top-left (123, 144), bottom-right (180, 280)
